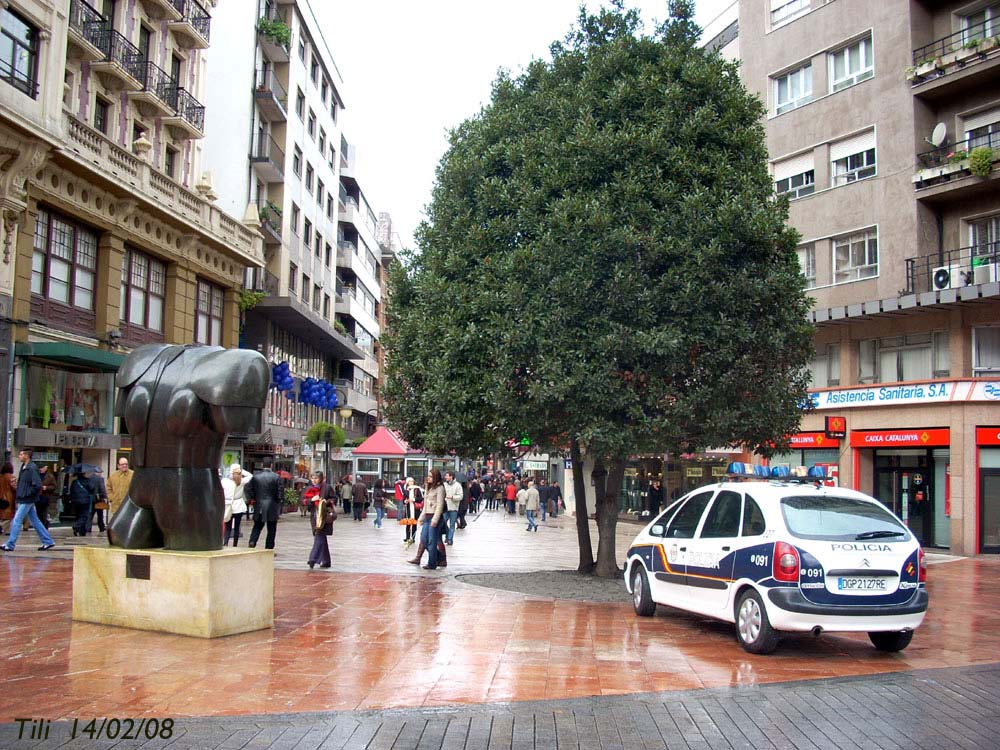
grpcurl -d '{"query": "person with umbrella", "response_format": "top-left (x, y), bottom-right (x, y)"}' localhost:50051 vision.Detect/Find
top-left (67, 465), bottom-right (98, 537)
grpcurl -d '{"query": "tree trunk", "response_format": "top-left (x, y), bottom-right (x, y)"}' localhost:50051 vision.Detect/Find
top-left (570, 438), bottom-right (594, 574)
top-left (594, 457), bottom-right (625, 579)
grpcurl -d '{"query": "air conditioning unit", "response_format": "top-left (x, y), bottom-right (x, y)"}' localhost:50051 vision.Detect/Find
top-left (973, 263), bottom-right (998, 285)
top-left (932, 265), bottom-right (969, 290)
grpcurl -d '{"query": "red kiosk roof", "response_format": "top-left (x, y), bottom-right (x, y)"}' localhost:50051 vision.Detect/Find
top-left (352, 426), bottom-right (413, 456)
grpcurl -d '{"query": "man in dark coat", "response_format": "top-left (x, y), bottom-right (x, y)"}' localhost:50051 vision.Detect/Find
top-left (1, 448), bottom-right (56, 552)
top-left (246, 463), bottom-right (283, 549)
top-left (351, 476), bottom-right (368, 521)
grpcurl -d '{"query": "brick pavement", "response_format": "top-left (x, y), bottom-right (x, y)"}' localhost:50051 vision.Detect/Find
top-left (2, 662), bottom-right (998, 749)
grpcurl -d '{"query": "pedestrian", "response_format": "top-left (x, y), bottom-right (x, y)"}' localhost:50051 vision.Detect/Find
top-left (221, 464), bottom-right (249, 546)
top-left (36, 465), bottom-right (56, 529)
top-left (340, 475), bottom-right (353, 516)
top-left (504, 477), bottom-right (518, 514)
top-left (443, 470), bottom-right (462, 544)
top-left (400, 476), bottom-right (422, 546)
top-left (106, 457), bottom-right (134, 519)
top-left (516, 479), bottom-right (528, 516)
top-left (372, 478), bottom-right (386, 528)
top-left (69, 470), bottom-right (96, 537)
top-left (648, 479), bottom-right (665, 516)
top-left (408, 470), bottom-right (445, 569)
top-left (306, 471), bottom-right (336, 568)
top-left (550, 480), bottom-right (563, 517)
top-left (525, 479), bottom-right (540, 532)
top-left (1, 450), bottom-right (57, 551)
top-left (0, 463), bottom-right (15, 535)
top-left (87, 468), bottom-right (109, 534)
top-left (538, 478), bottom-right (549, 522)
top-left (468, 476), bottom-right (482, 515)
top-left (352, 475), bottom-right (368, 522)
top-left (246, 463), bottom-right (282, 549)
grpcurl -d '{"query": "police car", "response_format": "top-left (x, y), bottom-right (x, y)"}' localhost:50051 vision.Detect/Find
top-left (624, 464), bottom-right (928, 654)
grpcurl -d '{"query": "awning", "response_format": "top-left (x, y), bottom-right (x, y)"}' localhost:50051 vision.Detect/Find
top-left (15, 342), bottom-right (125, 373)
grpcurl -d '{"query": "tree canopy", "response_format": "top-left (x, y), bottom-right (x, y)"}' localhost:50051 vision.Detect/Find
top-left (383, 0), bottom-right (813, 473)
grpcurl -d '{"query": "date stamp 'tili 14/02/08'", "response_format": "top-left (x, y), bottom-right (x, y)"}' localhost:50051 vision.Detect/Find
top-left (14, 717), bottom-right (176, 743)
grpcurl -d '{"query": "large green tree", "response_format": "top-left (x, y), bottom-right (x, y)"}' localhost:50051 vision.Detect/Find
top-left (382, 1), bottom-right (814, 576)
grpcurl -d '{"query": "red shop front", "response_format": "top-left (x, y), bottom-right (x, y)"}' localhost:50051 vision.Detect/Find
top-left (975, 427), bottom-right (1000, 554)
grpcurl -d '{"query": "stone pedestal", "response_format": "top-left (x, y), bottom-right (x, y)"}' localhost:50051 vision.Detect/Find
top-left (72, 546), bottom-right (273, 638)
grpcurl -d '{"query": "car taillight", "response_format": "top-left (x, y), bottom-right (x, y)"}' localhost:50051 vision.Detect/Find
top-left (773, 541), bottom-right (799, 583)
top-left (918, 548), bottom-right (926, 583)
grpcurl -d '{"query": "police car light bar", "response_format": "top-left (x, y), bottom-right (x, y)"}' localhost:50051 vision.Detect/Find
top-left (725, 462), bottom-right (827, 482)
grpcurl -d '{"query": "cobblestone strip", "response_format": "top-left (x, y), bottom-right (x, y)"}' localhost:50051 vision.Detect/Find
top-left (2, 663), bottom-right (999, 750)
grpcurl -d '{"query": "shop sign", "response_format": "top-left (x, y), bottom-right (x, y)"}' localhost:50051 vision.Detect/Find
top-left (564, 459), bottom-right (572, 469)
top-left (976, 427), bottom-right (1000, 446)
top-left (825, 415), bottom-right (846, 439)
top-left (301, 443), bottom-right (313, 457)
top-left (13, 427), bottom-right (120, 450)
top-left (790, 432), bottom-right (840, 448)
top-left (711, 466), bottom-right (727, 477)
top-left (809, 381), bottom-right (963, 410)
top-left (523, 460), bottom-right (547, 471)
top-left (685, 467), bottom-right (703, 477)
top-left (849, 428), bottom-right (950, 448)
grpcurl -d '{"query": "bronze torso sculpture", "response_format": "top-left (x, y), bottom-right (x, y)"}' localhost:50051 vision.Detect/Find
top-left (107, 344), bottom-right (269, 551)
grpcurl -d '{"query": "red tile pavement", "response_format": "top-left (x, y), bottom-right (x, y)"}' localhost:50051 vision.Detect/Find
top-left (1, 550), bottom-right (999, 720)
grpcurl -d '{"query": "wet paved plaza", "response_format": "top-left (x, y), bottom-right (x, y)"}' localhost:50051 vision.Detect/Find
top-left (1, 510), bottom-right (999, 747)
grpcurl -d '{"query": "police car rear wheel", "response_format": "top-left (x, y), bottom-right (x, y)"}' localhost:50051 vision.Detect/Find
top-left (736, 589), bottom-right (779, 654)
top-left (868, 630), bottom-right (913, 652)
top-left (631, 566), bottom-right (656, 617)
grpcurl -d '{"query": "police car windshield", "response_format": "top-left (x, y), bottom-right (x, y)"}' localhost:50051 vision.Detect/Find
top-left (780, 496), bottom-right (909, 542)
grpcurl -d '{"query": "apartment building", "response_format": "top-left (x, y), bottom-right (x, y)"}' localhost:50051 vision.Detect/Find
top-left (0, 0), bottom-right (262, 475)
top-left (204, 0), bottom-right (385, 472)
top-left (733, 0), bottom-right (1000, 555)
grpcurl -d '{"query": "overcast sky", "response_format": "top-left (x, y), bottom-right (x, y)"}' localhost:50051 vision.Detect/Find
top-left (316, 1), bottom-right (735, 250)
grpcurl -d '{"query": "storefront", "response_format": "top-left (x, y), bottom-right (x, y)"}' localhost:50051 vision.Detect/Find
top-left (770, 432), bottom-right (842, 484)
top-left (351, 427), bottom-right (457, 489)
top-left (976, 427), bottom-right (1000, 554)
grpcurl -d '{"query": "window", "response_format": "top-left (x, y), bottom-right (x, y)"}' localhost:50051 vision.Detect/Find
top-left (119, 248), bottom-right (165, 336)
top-left (1, 8), bottom-right (39, 98)
top-left (301, 275), bottom-right (310, 304)
top-left (664, 492), bottom-right (713, 539)
top-left (830, 36), bottom-right (873, 92)
top-left (295, 88), bottom-right (304, 119)
top-left (326, 194), bottom-right (334, 220)
top-left (318, 128), bottom-right (326, 154)
top-left (290, 203), bottom-right (300, 235)
top-left (809, 343), bottom-right (840, 388)
top-left (310, 53), bottom-right (319, 84)
top-left (297, 36), bottom-right (305, 62)
top-left (307, 109), bottom-right (316, 139)
top-left (323, 293), bottom-right (330, 319)
top-left (858, 332), bottom-right (949, 384)
top-left (832, 148), bottom-right (876, 185)
top-left (324, 242), bottom-right (332, 266)
top-left (328, 144), bottom-right (335, 168)
top-left (292, 145), bottom-right (302, 177)
top-left (313, 284), bottom-right (321, 312)
top-left (974, 327), bottom-right (1000, 376)
top-left (774, 64), bottom-right (811, 114)
top-left (305, 163), bottom-right (313, 192)
top-left (288, 263), bottom-right (297, 294)
top-left (195, 279), bottom-right (224, 346)
top-left (962, 4), bottom-right (1000, 44)
top-left (797, 243), bottom-right (816, 288)
top-left (314, 231), bottom-right (322, 258)
top-left (834, 229), bottom-right (878, 282)
top-left (965, 109), bottom-right (1000, 151)
top-left (776, 170), bottom-right (814, 198)
top-left (741, 495), bottom-right (766, 537)
top-left (700, 491), bottom-right (742, 539)
top-left (330, 99), bottom-right (338, 123)
top-left (771, 0), bottom-right (810, 27)
top-left (970, 214), bottom-right (1000, 258)
top-left (31, 208), bottom-right (98, 314)
top-left (94, 97), bottom-right (110, 135)
top-left (316, 179), bottom-right (324, 207)
top-left (164, 146), bottom-right (178, 179)
top-left (303, 218), bottom-right (312, 246)
top-left (321, 79), bottom-right (328, 102)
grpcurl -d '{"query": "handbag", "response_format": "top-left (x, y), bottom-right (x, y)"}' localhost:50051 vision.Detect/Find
top-left (95, 500), bottom-right (108, 510)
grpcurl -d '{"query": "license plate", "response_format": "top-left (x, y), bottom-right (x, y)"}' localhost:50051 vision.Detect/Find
top-left (837, 577), bottom-right (887, 591)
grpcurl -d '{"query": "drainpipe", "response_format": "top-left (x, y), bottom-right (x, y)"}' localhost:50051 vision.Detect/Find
top-left (936, 211), bottom-right (944, 267)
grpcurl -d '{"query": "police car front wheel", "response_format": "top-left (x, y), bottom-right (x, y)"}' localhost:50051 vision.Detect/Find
top-left (631, 566), bottom-right (656, 617)
top-left (736, 589), bottom-right (779, 654)
top-left (868, 630), bottom-right (913, 652)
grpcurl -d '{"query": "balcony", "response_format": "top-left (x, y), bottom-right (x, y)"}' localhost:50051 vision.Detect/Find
top-left (254, 68), bottom-right (287, 122)
top-left (913, 133), bottom-right (1000, 202)
top-left (903, 243), bottom-right (1000, 295)
top-left (257, 201), bottom-right (283, 246)
top-left (168, 0), bottom-right (211, 50)
top-left (138, 0), bottom-right (183, 21)
top-left (250, 132), bottom-right (285, 183)
top-left (67, 0), bottom-right (107, 62)
top-left (257, 6), bottom-right (290, 63)
top-left (127, 60), bottom-right (176, 117)
top-left (89, 28), bottom-right (143, 92)
top-left (908, 22), bottom-right (1000, 101)
top-left (337, 240), bottom-right (356, 266)
top-left (161, 87), bottom-right (205, 139)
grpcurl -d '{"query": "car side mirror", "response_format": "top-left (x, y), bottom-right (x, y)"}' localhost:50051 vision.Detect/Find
top-left (650, 524), bottom-right (665, 537)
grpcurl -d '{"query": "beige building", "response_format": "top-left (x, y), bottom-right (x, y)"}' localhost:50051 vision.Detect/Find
top-left (0, 0), bottom-right (262, 479)
top-left (729, 0), bottom-right (1000, 554)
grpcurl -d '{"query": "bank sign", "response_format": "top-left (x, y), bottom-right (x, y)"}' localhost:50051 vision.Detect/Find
top-left (808, 380), bottom-right (1000, 410)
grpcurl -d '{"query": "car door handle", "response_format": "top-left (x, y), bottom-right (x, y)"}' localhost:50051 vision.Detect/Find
top-left (722, 546), bottom-right (731, 551)
top-left (679, 547), bottom-right (687, 552)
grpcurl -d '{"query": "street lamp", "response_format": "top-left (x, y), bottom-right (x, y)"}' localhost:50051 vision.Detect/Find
top-left (364, 408), bottom-right (381, 435)
top-left (331, 385), bottom-right (353, 421)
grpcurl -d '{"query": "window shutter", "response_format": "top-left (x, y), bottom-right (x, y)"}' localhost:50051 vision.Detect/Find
top-left (830, 129), bottom-right (876, 161)
top-left (964, 107), bottom-right (1000, 134)
top-left (773, 151), bottom-right (815, 181)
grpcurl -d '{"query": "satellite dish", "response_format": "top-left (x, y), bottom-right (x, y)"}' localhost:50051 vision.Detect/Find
top-left (929, 122), bottom-right (947, 147)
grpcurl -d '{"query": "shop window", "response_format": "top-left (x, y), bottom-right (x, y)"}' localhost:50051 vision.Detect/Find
top-left (974, 327), bottom-right (1000, 376)
top-left (357, 458), bottom-right (378, 474)
top-left (119, 248), bottom-right (166, 344)
top-left (23, 364), bottom-right (114, 432)
top-left (194, 279), bottom-right (224, 346)
top-left (31, 208), bottom-right (98, 334)
top-left (0, 8), bottom-right (39, 98)
top-left (858, 332), bottom-right (949, 384)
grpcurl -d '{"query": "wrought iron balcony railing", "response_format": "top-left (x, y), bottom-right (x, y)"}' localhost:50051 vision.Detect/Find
top-left (913, 18), bottom-right (996, 65)
top-left (917, 132), bottom-right (1000, 169)
top-left (68, 0), bottom-right (107, 45)
top-left (168, 87), bottom-right (205, 131)
top-left (135, 60), bottom-right (175, 103)
top-left (182, 0), bottom-right (211, 41)
top-left (904, 242), bottom-right (1000, 295)
top-left (91, 27), bottom-right (143, 79)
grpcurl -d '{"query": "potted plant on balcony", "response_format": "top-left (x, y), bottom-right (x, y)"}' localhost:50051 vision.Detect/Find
top-left (914, 57), bottom-right (943, 77)
top-left (256, 17), bottom-right (291, 49)
top-left (969, 146), bottom-right (996, 178)
top-left (956, 38), bottom-right (982, 62)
